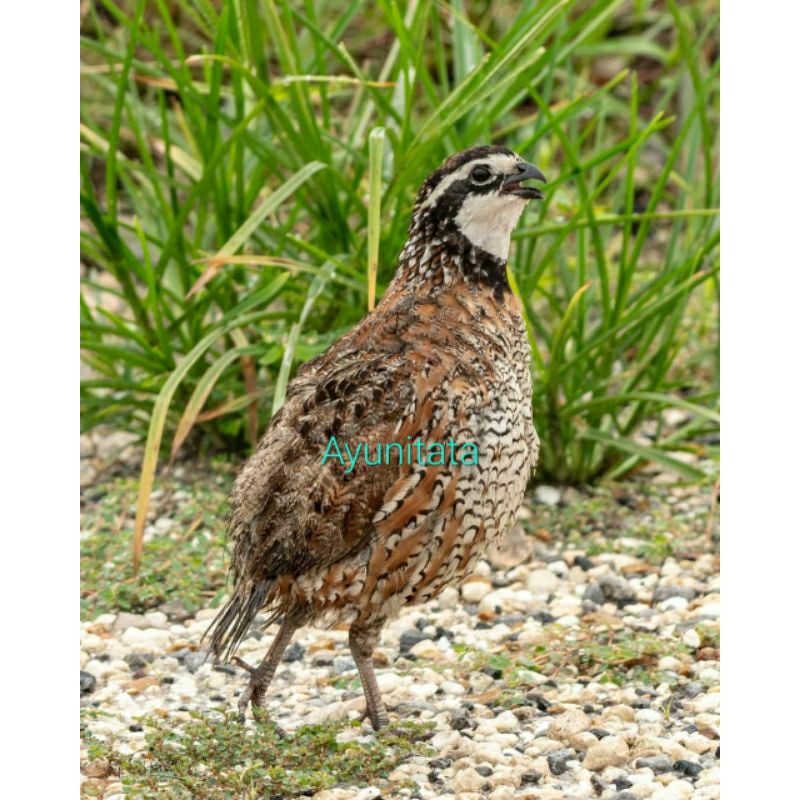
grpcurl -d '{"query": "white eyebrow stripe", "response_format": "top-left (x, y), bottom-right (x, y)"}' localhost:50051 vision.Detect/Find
top-left (422, 153), bottom-right (520, 209)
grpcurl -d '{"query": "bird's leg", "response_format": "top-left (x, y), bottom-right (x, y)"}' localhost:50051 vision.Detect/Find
top-left (233, 618), bottom-right (297, 722)
top-left (349, 618), bottom-right (389, 731)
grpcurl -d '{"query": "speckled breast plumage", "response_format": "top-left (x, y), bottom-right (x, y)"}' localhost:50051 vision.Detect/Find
top-left (295, 286), bottom-right (539, 627)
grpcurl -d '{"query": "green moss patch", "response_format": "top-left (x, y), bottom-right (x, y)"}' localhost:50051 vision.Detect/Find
top-left (83, 712), bottom-right (433, 799)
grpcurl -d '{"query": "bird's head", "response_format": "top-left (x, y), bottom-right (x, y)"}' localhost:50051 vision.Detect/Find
top-left (412, 144), bottom-right (547, 263)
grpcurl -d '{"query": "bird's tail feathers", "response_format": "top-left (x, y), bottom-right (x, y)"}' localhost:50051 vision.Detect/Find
top-left (203, 579), bottom-right (275, 661)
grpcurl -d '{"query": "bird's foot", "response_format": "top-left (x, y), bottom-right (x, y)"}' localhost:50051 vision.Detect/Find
top-left (361, 713), bottom-right (436, 742)
top-left (358, 706), bottom-right (390, 732)
top-left (233, 656), bottom-right (283, 732)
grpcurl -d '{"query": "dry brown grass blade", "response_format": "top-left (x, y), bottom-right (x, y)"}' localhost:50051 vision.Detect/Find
top-left (187, 255), bottom-right (306, 298)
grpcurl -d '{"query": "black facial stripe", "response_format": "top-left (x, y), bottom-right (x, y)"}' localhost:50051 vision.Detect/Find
top-left (418, 144), bottom-right (515, 202)
top-left (422, 178), bottom-right (501, 229)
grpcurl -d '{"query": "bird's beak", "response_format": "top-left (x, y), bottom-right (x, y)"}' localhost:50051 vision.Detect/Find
top-left (501, 162), bottom-right (547, 200)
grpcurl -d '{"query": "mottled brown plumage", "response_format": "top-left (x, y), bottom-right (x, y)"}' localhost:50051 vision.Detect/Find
top-left (207, 145), bottom-right (545, 728)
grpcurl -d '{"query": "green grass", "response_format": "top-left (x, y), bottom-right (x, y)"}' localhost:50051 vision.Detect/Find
top-left (80, 0), bottom-right (719, 559)
top-left (82, 712), bottom-right (433, 799)
top-left (80, 465), bottom-right (233, 619)
top-left (445, 627), bottom-right (692, 698)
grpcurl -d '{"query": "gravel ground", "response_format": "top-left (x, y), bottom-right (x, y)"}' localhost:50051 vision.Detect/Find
top-left (80, 438), bottom-right (719, 799)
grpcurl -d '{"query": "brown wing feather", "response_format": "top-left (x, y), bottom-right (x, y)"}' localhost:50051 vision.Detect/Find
top-left (207, 297), bottom-right (445, 656)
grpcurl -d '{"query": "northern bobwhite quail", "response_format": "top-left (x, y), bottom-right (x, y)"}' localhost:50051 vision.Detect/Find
top-left (207, 145), bottom-right (546, 729)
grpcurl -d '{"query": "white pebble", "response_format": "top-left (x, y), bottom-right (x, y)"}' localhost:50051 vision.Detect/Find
top-left (583, 736), bottom-right (629, 770)
top-left (682, 629), bottom-right (701, 648)
top-left (659, 597), bottom-right (688, 612)
top-left (472, 741), bottom-right (505, 764)
top-left (526, 569), bottom-right (559, 595)
top-left (535, 485), bottom-right (561, 506)
top-left (493, 710), bottom-right (520, 732)
top-left (119, 627), bottom-right (171, 653)
top-left (461, 580), bottom-right (492, 603)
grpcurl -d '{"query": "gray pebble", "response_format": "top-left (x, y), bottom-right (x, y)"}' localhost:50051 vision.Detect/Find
top-left (183, 651), bottom-right (208, 673)
top-left (598, 575), bottom-right (637, 606)
top-left (399, 629), bottom-right (429, 653)
top-left (584, 582), bottom-right (605, 605)
top-left (312, 651), bottom-right (335, 666)
top-left (333, 656), bottom-right (356, 674)
top-left (652, 584), bottom-right (697, 603)
top-left (124, 652), bottom-right (155, 670)
top-left (673, 759), bottom-right (703, 777)
top-left (80, 671), bottom-right (96, 696)
top-left (283, 642), bottom-right (305, 662)
top-left (546, 748), bottom-right (575, 776)
top-left (635, 755), bottom-right (672, 773)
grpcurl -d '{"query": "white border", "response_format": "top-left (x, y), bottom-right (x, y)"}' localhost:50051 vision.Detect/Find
top-left (725, 2), bottom-right (800, 798)
top-left (2, 2), bottom-right (75, 792)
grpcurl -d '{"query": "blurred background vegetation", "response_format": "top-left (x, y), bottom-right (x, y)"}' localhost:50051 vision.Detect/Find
top-left (80, 0), bottom-right (719, 509)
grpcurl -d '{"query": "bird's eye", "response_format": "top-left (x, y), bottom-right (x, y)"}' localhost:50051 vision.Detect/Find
top-left (470, 166), bottom-right (492, 183)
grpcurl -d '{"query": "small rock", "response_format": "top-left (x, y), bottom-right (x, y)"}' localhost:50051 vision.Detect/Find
top-left (535, 485), bottom-right (561, 506)
top-left (493, 709), bottom-right (520, 732)
top-left (399, 629), bottom-right (429, 654)
top-left (409, 639), bottom-right (444, 660)
top-left (83, 758), bottom-right (113, 778)
top-left (527, 568), bottom-right (559, 595)
top-left (283, 642), bottom-right (305, 662)
top-left (183, 651), bottom-right (207, 673)
top-left (469, 671), bottom-right (495, 693)
top-left (549, 707), bottom-right (591, 743)
top-left (597, 575), bottom-right (637, 606)
top-left (333, 656), bottom-right (356, 674)
top-left (473, 741), bottom-right (504, 764)
top-left (376, 672), bottom-right (402, 693)
top-left (636, 755), bottom-right (672, 773)
top-left (124, 652), bottom-right (154, 670)
top-left (158, 601), bottom-right (192, 622)
top-left (602, 705), bottom-right (635, 722)
top-left (658, 656), bottom-right (683, 672)
top-left (119, 627), bottom-right (171, 653)
top-left (112, 612), bottom-right (151, 631)
top-left (520, 771), bottom-right (541, 785)
top-left (683, 629), bottom-right (701, 649)
top-left (652, 585), bottom-right (697, 604)
top-left (583, 736), bottom-right (629, 770)
top-left (80, 671), bottom-right (96, 696)
top-left (574, 555), bottom-right (595, 571)
top-left (408, 682), bottom-right (438, 699)
top-left (144, 611), bottom-right (168, 628)
top-left (312, 650), bottom-right (335, 667)
top-left (546, 748), bottom-right (575, 776)
top-left (651, 780), bottom-right (693, 799)
top-left (583, 582), bottom-right (606, 605)
top-left (635, 709), bottom-right (663, 724)
top-left (660, 596), bottom-right (689, 612)
top-left (452, 767), bottom-right (485, 792)
top-left (462, 579), bottom-right (493, 603)
top-left (673, 759), bottom-right (703, 777)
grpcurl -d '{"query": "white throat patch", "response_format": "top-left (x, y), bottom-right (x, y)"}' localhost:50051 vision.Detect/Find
top-left (454, 191), bottom-right (528, 261)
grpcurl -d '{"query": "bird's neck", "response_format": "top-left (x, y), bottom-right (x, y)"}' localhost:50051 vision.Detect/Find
top-left (386, 207), bottom-right (512, 301)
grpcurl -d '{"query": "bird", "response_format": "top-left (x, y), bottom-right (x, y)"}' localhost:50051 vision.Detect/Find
top-left (207, 144), bottom-right (545, 730)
